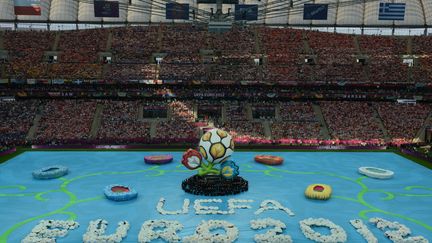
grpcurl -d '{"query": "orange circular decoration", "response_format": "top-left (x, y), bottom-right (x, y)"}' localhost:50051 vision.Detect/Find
top-left (254, 155), bottom-right (284, 165)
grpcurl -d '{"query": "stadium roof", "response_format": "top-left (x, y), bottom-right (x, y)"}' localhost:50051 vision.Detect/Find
top-left (0, 0), bottom-right (431, 28)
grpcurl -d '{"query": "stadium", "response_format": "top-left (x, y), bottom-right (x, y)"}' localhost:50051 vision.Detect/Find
top-left (1, 0), bottom-right (432, 242)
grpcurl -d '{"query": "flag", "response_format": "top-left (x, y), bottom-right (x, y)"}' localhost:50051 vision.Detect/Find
top-left (379, 2), bottom-right (405, 21)
top-left (303, 4), bottom-right (328, 20)
top-left (197, 0), bottom-right (238, 4)
top-left (52, 79), bottom-right (64, 84)
top-left (166, 3), bottom-right (189, 20)
top-left (94, 1), bottom-right (119, 18)
top-left (26, 79), bottom-right (36, 84)
top-left (235, 4), bottom-right (258, 21)
top-left (14, 0), bottom-right (41, 15)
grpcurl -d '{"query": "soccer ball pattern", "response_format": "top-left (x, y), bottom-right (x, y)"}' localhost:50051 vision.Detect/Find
top-left (199, 129), bottom-right (234, 164)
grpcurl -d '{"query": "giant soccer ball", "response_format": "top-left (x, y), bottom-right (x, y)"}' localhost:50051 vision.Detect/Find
top-left (199, 129), bottom-right (234, 164)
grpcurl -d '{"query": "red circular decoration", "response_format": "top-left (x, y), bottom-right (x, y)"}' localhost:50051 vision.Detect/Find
top-left (111, 186), bottom-right (130, 193)
top-left (182, 149), bottom-right (202, 170)
top-left (313, 185), bottom-right (325, 192)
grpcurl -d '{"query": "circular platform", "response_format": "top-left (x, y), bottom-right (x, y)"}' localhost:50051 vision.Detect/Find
top-left (104, 184), bottom-right (138, 201)
top-left (144, 155), bottom-right (173, 165)
top-left (254, 155), bottom-right (284, 165)
top-left (358, 167), bottom-right (394, 179)
top-left (32, 165), bottom-right (68, 180)
top-left (182, 175), bottom-right (248, 196)
top-left (305, 184), bottom-right (332, 200)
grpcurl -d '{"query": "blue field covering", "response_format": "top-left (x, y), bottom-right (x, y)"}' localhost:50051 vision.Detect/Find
top-left (0, 151), bottom-right (431, 242)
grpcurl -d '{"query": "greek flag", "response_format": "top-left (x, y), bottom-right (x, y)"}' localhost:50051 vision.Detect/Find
top-left (379, 2), bottom-right (405, 21)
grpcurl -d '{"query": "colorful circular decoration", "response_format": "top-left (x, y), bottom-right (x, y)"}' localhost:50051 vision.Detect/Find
top-left (220, 160), bottom-right (240, 179)
top-left (254, 155), bottom-right (284, 165)
top-left (182, 149), bottom-right (202, 170)
top-left (358, 167), bottom-right (394, 179)
top-left (104, 184), bottom-right (138, 201)
top-left (32, 165), bottom-right (68, 180)
top-left (144, 155), bottom-right (173, 165)
top-left (305, 184), bottom-right (332, 200)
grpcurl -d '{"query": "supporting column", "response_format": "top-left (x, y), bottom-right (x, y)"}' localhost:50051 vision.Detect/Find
top-left (52, 32), bottom-right (61, 51)
top-left (414, 111), bottom-right (432, 143)
top-left (26, 104), bottom-right (45, 141)
top-left (90, 103), bottom-right (104, 139)
top-left (106, 30), bottom-right (113, 51)
top-left (371, 103), bottom-right (391, 143)
top-left (221, 104), bottom-right (227, 123)
top-left (245, 103), bottom-right (253, 120)
top-left (0, 31), bottom-right (4, 50)
top-left (262, 120), bottom-right (272, 140)
top-left (150, 121), bottom-right (157, 138)
top-left (312, 103), bottom-right (331, 140)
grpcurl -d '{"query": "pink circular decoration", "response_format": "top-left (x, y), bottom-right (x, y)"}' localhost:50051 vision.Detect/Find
top-left (144, 155), bottom-right (173, 164)
top-left (111, 186), bottom-right (130, 193)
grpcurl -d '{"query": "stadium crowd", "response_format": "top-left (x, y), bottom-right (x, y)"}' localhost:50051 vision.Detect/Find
top-left (320, 101), bottom-right (384, 141)
top-left (222, 101), bottom-right (268, 143)
top-left (155, 100), bottom-right (199, 143)
top-left (4, 31), bottom-right (55, 79)
top-left (3, 26), bottom-right (431, 84)
top-left (1, 25), bottom-right (432, 148)
top-left (33, 100), bottom-right (96, 144)
top-left (58, 29), bottom-right (107, 63)
top-left (271, 102), bottom-right (322, 141)
top-left (0, 99), bottom-right (40, 146)
top-left (97, 100), bottom-right (150, 143)
top-left (111, 26), bottom-right (159, 64)
top-left (375, 102), bottom-right (431, 144)
top-left (0, 99), bottom-right (430, 147)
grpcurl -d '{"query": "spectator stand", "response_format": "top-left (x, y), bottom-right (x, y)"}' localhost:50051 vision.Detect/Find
top-left (197, 100), bottom-right (223, 125)
top-left (272, 102), bottom-right (323, 143)
top-left (33, 100), bottom-right (96, 145)
top-left (375, 102), bottom-right (432, 145)
top-left (155, 100), bottom-right (199, 143)
top-left (0, 99), bottom-right (41, 146)
top-left (4, 31), bottom-right (55, 79)
top-left (320, 101), bottom-right (384, 141)
top-left (222, 101), bottom-right (266, 143)
top-left (97, 100), bottom-right (151, 144)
